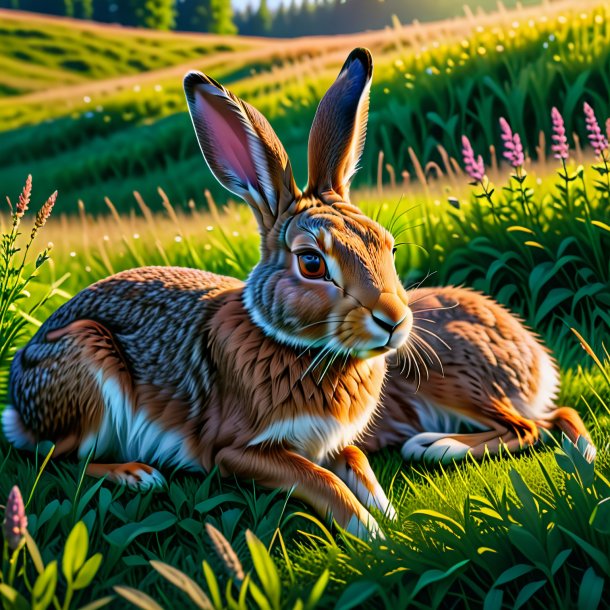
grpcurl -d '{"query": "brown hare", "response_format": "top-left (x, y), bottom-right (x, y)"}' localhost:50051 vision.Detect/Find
top-left (3, 48), bottom-right (593, 540)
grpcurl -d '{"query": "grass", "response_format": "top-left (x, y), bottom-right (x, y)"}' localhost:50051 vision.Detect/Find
top-left (0, 9), bottom-right (258, 97)
top-left (1, 1), bottom-right (610, 213)
top-left (1, 142), bottom-right (610, 608)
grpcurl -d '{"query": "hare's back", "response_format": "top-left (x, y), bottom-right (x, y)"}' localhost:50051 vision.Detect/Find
top-left (6, 266), bottom-right (243, 465)
top-left (40, 265), bottom-right (242, 337)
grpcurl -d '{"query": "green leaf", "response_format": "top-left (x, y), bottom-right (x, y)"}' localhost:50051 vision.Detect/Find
top-left (151, 560), bottom-right (213, 610)
top-left (412, 560), bottom-right (470, 598)
top-left (494, 563), bottom-right (535, 587)
top-left (246, 530), bottom-right (280, 610)
top-left (578, 567), bottom-right (604, 610)
top-left (105, 511), bottom-right (177, 547)
top-left (202, 561), bottom-right (223, 610)
top-left (305, 569), bottom-right (329, 610)
top-left (484, 588), bottom-right (503, 610)
top-left (334, 580), bottom-right (379, 610)
top-left (25, 529), bottom-right (45, 574)
top-left (551, 549), bottom-right (572, 575)
top-left (32, 561), bottom-right (57, 610)
top-left (113, 586), bottom-right (164, 610)
top-left (0, 584), bottom-right (30, 610)
top-left (534, 287), bottom-right (573, 326)
top-left (73, 553), bottom-right (103, 590)
top-left (408, 509), bottom-right (465, 534)
top-left (63, 521), bottom-right (89, 583)
top-left (557, 526), bottom-right (610, 574)
top-left (513, 580), bottom-right (546, 610)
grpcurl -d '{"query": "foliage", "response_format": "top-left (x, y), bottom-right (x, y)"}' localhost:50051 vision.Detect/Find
top-left (0, 176), bottom-right (69, 403)
top-left (0, 148), bottom-right (609, 608)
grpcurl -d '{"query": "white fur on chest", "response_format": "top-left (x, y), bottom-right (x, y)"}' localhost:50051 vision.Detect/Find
top-left (78, 371), bottom-right (200, 470)
top-left (248, 398), bottom-right (378, 463)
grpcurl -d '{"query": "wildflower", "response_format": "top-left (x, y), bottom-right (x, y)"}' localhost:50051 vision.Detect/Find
top-left (551, 107), bottom-right (569, 160)
top-left (499, 117), bottom-right (525, 168)
top-left (16, 174), bottom-right (32, 219)
top-left (583, 102), bottom-right (608, 157)
top-left (461, 135), bottom-right (485, 181)
top-left (31, 191), bottom-right (57, 238)
top-left (3, 486), bottom-right (27, 551)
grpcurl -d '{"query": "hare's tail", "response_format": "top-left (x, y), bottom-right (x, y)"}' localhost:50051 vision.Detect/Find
top-left (543, 406), bottom-right (596, 462)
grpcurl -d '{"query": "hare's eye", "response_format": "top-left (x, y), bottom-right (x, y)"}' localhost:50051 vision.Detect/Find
top-left (392, 247), bottom-right (398, 257)
top-left (298, 252), bottom-right (328, 280)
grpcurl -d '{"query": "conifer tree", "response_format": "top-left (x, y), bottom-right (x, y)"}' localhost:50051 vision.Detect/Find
top-left (252, 0), bottom-right (272, 35)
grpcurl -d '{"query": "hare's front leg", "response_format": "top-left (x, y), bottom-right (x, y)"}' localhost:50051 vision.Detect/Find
top-left (215, 446), bottom-right (381, 539)
top-left (324, 445), bottom-right (397, 521)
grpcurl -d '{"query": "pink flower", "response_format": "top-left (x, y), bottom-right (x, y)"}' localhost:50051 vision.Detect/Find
top-left (16, 175), bottom-right (32, 219)
top-left (551, 107), bottom-right (569, 160)
top-left (461, 135), bottom-right (485, 181)
top-left (3, 486), bottom-right (27, 551)
top-left (499, 117), bottom-right (525, 168)
top-left (583, 102), bottom-right (608, 157)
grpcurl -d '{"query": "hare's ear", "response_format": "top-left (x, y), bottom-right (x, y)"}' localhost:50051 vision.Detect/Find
top-left (306, 48), bottom-right (372, 201)
top-left (184, 72), bottom-right (299, 231)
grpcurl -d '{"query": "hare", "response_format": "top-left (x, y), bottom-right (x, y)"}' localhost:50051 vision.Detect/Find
top-left (2, 48), bottom-right (593, 541)
top-left (4, 48), bottom-right (404, 539)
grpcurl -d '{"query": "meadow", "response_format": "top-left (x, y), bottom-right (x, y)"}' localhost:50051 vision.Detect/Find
top-left (1, 1), bottom-right (610, 609)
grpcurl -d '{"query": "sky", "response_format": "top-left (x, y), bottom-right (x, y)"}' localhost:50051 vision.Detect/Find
top-left (232, 0), bottom-right (292, 10)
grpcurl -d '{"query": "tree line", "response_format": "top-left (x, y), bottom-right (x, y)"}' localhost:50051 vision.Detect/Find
top-left (1, 0), bottom-right (528, 36)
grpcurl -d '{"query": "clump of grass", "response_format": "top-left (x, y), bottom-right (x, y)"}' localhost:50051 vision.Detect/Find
top-left (0, 176), bottom-right (69, 401)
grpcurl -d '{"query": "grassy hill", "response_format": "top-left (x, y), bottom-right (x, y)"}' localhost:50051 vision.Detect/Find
top-left (1, 1), bottom-right (609, 214)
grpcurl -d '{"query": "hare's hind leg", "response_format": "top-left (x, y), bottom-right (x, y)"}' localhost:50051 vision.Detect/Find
top-left (86, 463), bottom-right (166, 491)
top-left (6, 319), bottom-right (165, 489)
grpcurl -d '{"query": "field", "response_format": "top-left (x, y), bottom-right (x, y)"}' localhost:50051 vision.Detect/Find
top-left (1, 1), bottom-right (610, 609)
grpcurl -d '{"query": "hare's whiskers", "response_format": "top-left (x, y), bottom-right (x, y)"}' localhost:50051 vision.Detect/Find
top-left (412, 324), bottom-right (452, 350)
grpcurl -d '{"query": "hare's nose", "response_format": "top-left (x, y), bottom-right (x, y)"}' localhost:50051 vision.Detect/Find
top-left (372, 293), bottom-right (408, 332)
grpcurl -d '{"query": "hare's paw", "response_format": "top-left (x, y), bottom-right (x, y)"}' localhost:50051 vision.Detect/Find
top-left (401, 432), bottom-right (470, 464)
top-left (88, 462), bottom-right (167, 492)
top-left (345, 511), bottom-right (384, 541)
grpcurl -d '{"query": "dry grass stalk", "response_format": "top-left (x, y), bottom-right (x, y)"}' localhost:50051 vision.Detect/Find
top-left (204, 523), bottom-right (245, 584)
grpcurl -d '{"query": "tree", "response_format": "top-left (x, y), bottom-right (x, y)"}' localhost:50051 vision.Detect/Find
top-left (208, 0), bottom-right (236, 34)
top-left (251, 0), bottom-right (272, 36)
top-left (140, 0), bottom-right (176, 30)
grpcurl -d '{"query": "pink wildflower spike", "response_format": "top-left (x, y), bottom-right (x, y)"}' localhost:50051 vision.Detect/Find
top-left (499, 117), bottom-right (524, 168)
top-left (583, 102), bottom-right (608, 157)
top-left (461, 135), bottom-right (485, 181)
top-left (3, 486), bottom-right (27, 551)
top-left (551, 107), bottom-right (569, 160)
top-left (16, 175), bottom-right (32, 219)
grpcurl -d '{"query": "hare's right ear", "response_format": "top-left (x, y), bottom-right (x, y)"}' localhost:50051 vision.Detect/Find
top-left (184, 72), bottom-right (299, 231)
top-left (306, 48), bottom-right (373, 201)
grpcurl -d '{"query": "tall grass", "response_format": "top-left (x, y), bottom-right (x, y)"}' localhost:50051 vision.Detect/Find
top-left (2, 106), bottom-right (610, 607)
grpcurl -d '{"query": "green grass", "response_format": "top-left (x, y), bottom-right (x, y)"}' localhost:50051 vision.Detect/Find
top-left (0, 10), bottom-right (255, 97)
top-left (1, 2), bottom-right (610, 214)
top-left (1, 151), bottom-right (610, 608)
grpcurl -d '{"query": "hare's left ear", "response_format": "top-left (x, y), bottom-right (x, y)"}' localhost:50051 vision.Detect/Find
top-left (184, 72), bottom-right (299, 232)
top-left (306, 48), bottom-right (373, 201)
